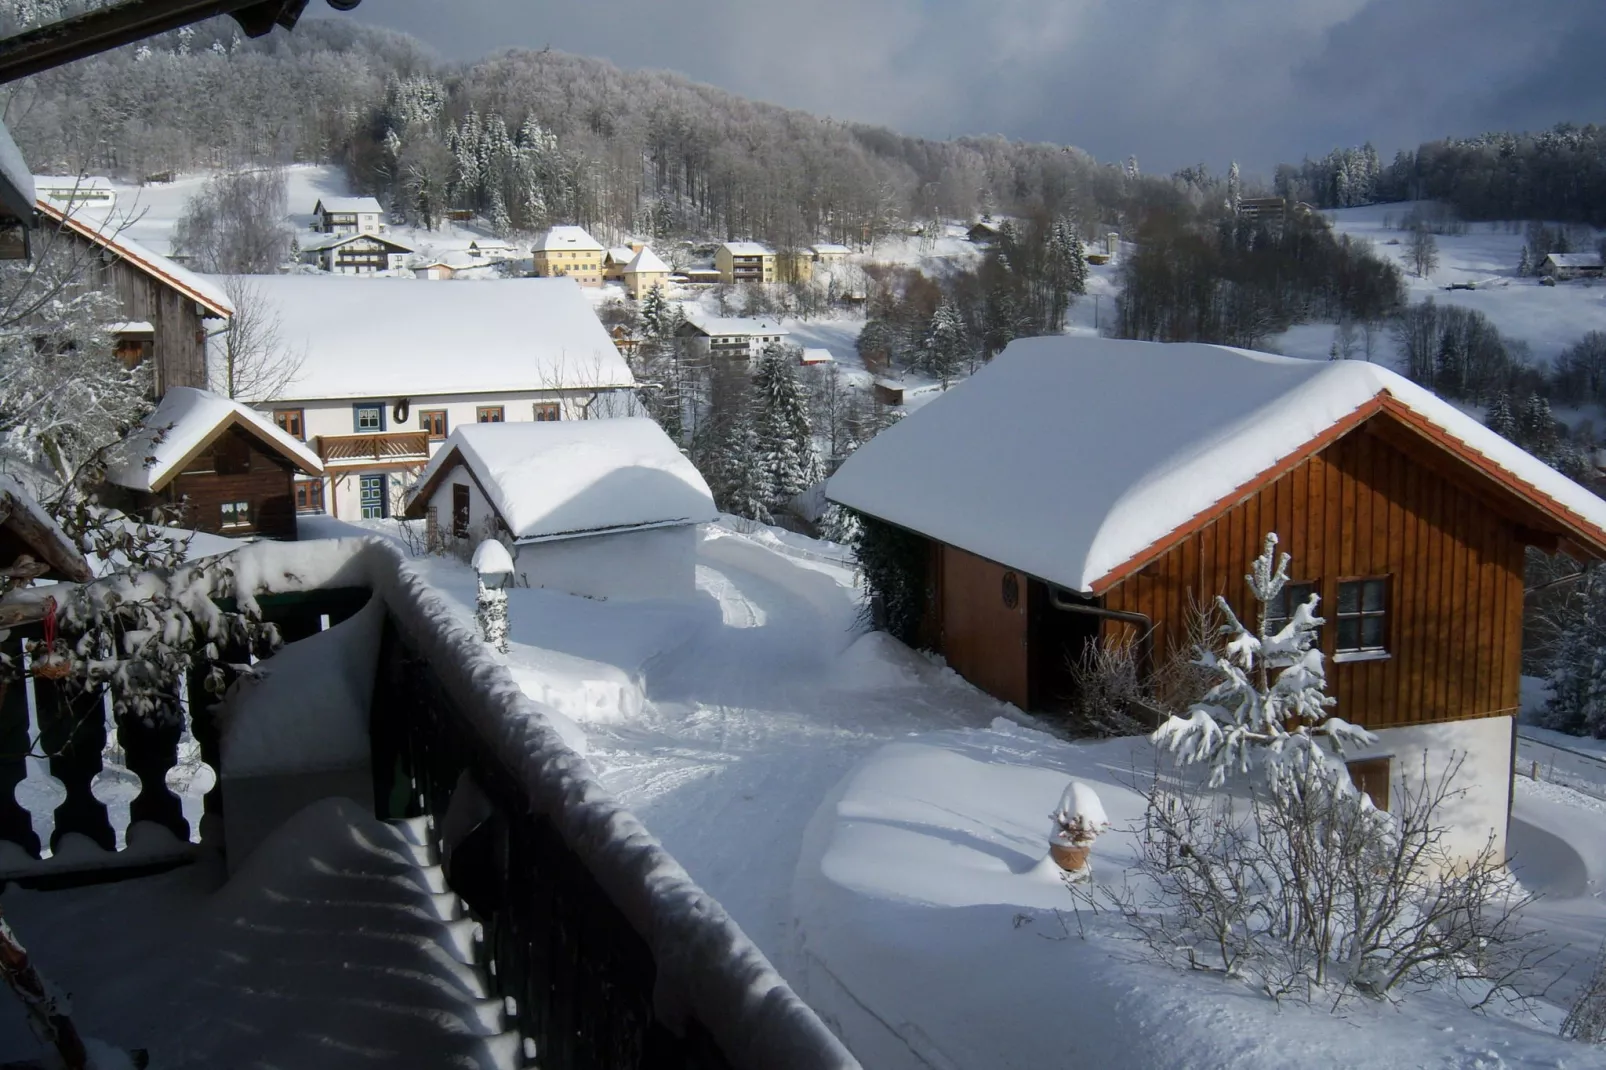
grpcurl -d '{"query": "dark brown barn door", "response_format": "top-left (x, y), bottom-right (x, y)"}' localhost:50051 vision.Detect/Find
top-left (939, 545), bottom-right (1030, 709)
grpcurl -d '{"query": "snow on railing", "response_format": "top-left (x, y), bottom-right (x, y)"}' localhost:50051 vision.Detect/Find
top-left (230, 537), bottom-right (860, 1070)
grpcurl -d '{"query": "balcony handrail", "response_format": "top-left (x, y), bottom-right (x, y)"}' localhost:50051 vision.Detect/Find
top-left (231, 538), bottom-right (860, 1070)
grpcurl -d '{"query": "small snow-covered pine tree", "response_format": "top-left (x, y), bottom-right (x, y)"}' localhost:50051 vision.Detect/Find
top-left (640, 283), bottom-right (670, 339)
top-left (1518, 246), bottom-right (1533, 278)
top-left (1227, 160), bottom-right (1242, 213)
top-left (1543, 570), bottom-right (1606, 738)
top-left (1484, 392), bottom-right (1519, 441)
top-left (1153, 532), bottom-right (1374, 788)
top-left (922, 302), bottom-right (968, 388)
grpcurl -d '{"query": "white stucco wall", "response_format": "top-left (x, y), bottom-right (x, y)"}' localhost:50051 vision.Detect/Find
top-left (515, 526), bottom-right (699, 602)
top-left (1343, 715), bottom-right (1514, 863)
top-left (425, 468), bottom-right (497, 541)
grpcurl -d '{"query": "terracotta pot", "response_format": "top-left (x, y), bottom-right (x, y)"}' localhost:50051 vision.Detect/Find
top-left (1050, 841), bottom-right (1091, 874)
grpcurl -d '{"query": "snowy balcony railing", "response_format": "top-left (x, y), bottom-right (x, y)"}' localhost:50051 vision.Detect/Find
top-left (314, 430), bottom-right (432, 465)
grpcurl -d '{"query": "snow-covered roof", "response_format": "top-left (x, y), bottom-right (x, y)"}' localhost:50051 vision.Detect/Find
top-left (811, 243), bottom-right (851, 255)
top-left (405, 418), bottom-right (717, 542)
top-left (534, 225), bottom-right (603, 253)
top-left (0, 474), bottom-right (91, 582)
top-left (605, 245), bottom-right (636, 264)
top-left (314, 196), bottom-right (383, 215)
top-left (625, 246), bottom-right (669, 273)
top-left (225, 275), bottom-right (634, 402)
top-left (301, 231), bottom-right (414, 253)
top-left (469, 239), bottom-right (515, 252)
top-left (800, 347), bottom-right (835, 364)
top-left (108, 387), bottom-right (323, 492)
top-left (0, 124), bottom-right (34, 221)
top-left (1543, 252), bottom-right (1603, 269)
top-left (720, 241), bottom-right (771, 256)
top-left (684, 315), bottom-right (788, 339)
top-left (38, 199), bottom-right (233, 318)
top-left (108, 321), bottom-right (155, 335)
top-left (827, 336), bottom-right (1606, 594)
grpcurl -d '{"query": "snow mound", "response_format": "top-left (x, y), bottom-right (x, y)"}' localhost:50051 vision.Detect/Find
top-left (833, 631), bottom-right (931, 691)
top-left (471, 537), bottom-right (515, 575)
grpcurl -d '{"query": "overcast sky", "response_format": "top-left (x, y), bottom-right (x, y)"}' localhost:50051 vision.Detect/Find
top-left (336, 0), bottom-right (1606, 175)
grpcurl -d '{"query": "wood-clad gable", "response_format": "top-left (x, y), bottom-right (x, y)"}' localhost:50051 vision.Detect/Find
top-left (1099, 415), bottom-right (1528, 730)
top-left (157, 424), bottom-right (299, 540)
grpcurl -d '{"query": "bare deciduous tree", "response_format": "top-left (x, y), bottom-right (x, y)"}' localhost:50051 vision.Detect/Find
top-left (1407, 223), bottom-right (1440, 278)
top-left (214, 276), bottom-right (305, 402)
top-left (173, 168), bottom-right (292, 274)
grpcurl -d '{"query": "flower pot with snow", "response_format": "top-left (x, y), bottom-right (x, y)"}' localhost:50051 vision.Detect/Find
top-left (1049, 780), bottom-right (1109, 881)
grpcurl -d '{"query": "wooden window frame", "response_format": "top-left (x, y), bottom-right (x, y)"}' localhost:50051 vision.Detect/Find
top-left (1265, 580), bottom-right (1319, 635)
top-left (219, 499), bottom-right (252, 530)
top-left (353, 402), bottom-right (386, 433)
top-left (420, 409), bottom-right (449, 440)
top-left (533, 402), bottom-right (561, 422)
top-left (293, 478), bottom-right (325, 515)
top-left (1334, 575), bottom-right (1390, 662)
top-left (273, 408), bottom-right (305, 440)
top-left (1346, 756), bottom-right (1391, 812)
top-left (476, 406), bottom-right (505, 423)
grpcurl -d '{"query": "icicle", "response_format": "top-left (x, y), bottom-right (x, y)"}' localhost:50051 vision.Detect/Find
top-left (164, 674), bottom-right (215, 844)
top-left (88, 683), bottom-right (141, 852)
top-left (13, 652), bottom-right (66, 860)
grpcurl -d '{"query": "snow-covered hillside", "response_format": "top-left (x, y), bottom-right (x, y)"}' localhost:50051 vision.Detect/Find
top-left (1270, 202), bottom-right (1606, 366)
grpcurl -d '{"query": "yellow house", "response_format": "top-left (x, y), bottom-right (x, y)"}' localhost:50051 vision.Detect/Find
top-left (715, 241), bottom-right (775, 284)
top-left (623, 246), bottom-right (671, 299)
top-left (776, 250), bottom-right (814, 284)
top-left (603, 242), bottom-right (644, 283)
top-left (811, 243), bottom-right (850, 268)
top-left (533, 226), bottom-right (605, 286)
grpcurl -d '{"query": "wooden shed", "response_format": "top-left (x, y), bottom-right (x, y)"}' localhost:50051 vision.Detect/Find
top-left (106, 388), bottom-right (323, 541)
top-left (827, 336), bottom-right (1606, 860)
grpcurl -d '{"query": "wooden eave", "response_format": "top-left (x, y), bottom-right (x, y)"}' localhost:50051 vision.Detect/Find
top-left (147, 413), bottom-right (322, 492)
top-left (401, 446), bottom-right (510, 532)
top-left (1086, 391), bottom-right (1606, 596)
top-left (0, 490), bottom-right (91, 583)
top-left (37, 200), bottom-right (233, 318)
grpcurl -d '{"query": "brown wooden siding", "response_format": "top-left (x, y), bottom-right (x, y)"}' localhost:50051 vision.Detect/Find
top-left (1101, 422), bottom-right (1526, 729)
top-left (58, 226), bottom-right (211, 395)
top-left (157, 426), bottom-right (299, 541)
top-left (937, 544), bottom-right (1030, 709)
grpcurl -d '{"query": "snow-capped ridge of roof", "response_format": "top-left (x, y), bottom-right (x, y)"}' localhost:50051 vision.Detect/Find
top-left (826, 336), bottom-right (1606, 594)
top-left (720, 241), bottom-right (771, 256)
top-left (625, 246), bottom-right (669, 273)
top-left (535, 225), bottom-right (603, 252)
top-left (108, 387), bottom-right (323, 492)
top-left (314, 196), bottom-right (384, 215)
top-left (300, 231), bottom-right (414, 253)
top-left (38, 199), bottom-right (233, 317)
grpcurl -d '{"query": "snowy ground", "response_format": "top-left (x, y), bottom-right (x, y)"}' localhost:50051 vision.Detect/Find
top-left (1269, 202), bottom-right (1606, 368)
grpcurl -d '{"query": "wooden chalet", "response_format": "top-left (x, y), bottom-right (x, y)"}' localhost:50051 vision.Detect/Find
top-left (827, 336), bottom-right (1606, 860)
top-left (106, 388), bottom-right (324, 540)
top-left (35, 198), bottom-right (233, 395)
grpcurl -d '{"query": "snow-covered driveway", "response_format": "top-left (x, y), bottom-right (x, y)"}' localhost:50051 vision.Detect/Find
top-left (582, 526), bottom-right (1008, 973)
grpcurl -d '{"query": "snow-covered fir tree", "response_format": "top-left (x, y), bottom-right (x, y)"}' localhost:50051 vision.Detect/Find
top-left (1542, 569), bottom-right (1606, 739)
top-left (1518, 246), bottom-right (1533, 277)
top-left (922, 302), bottom-right (969, 388)
top-left (1484, 393), bottom-right (1519, 440)
top-left (640, 283), bottom-right (671, 340)
top-left (752, 344), bottom-right (821, 513)
top-left (1226, 160), bottom-right (1242, 213)
top-left (1153, 533), bottom-right (1374, 789)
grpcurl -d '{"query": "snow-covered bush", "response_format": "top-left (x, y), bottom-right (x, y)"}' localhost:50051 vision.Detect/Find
top-left (1095, 754), bottom-right (1546, 1008)
top-left (1564, 940), bottom-right (1606, 1045)
top-left (1063, 636), bottom-right (1152, 738)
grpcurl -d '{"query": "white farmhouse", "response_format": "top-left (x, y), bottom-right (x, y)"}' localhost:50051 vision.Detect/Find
top-left (404, 418), bottom-right (717, 601)
top-left (299, 231), bottom-right (414, 275)
top-left (222, 275), bottom-right (637, 523)
top-left (675, 315), bottom-right (789, 360)
top-left (312, 196), bottom-right (385, 236)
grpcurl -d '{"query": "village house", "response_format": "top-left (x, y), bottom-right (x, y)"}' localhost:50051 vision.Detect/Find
top-left (967, 221), bottom-right (1002, 245)
top-left (36, 195), bottom-right (233, 395)
top-left (715, 241), bottom-right (775, 284)
top-left (34, 174), bottom-right (116, 214)
top-left (233, 275), bottom-right (635, 523)
top-left (1541, 252), bottom-right (1604, 281)
top-left (776, 249), bottom-right (814, 284)
top-left (811, 243), bottom-right (851, 268)
top-left (311, 196), bottom-right (385, 236)
top-left (106, 387), bottom-right (324, 540)
top-left (467, 238), bottom-right (517, 260)
top-left (411, 257), bottom-right (458, 280)
top-left (404, 418), bottom-right (717, 602)
top-left (800, 347), bottom-right (835, 366)
top-left (675, 315), bottom-right (789, 360)
top-left (602, 242), bottom-right (643, 282)
top-left (622, 245), bottom-right (670, 299)
top-left (828, 335), bottom-right (1606, 863)
top-left (299, 231), bottom-right (414, 274)
top-left (531, 225), bottom-right (605, 286)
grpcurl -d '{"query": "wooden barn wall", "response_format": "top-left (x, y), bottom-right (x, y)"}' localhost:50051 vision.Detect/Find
top-left (164, 426), bottom-right (299, 541)
top-left (938, 543), bottom-right (1030, 710)
top-left (1101, 424), bottom-right (1527, 729)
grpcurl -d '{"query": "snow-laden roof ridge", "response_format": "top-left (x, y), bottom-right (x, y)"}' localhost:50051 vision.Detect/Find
top-left (720, 240), bottom-right (771, 255)
top-left (107, 387), bottom-right (323, 492)
top-left (314, 195), bottom-right (383, 214)
top-left (826, 337), bottom-right (1606, 594)
top-left (534, 225), bottom-right (603, 252)
top-left (301, 231), bottom-right (414, 253)
top-left (38, 199), bottom-right (233, 317)
top-left (625, 246), bottom-right (669, 273)
top-left (406, 418), bottom-right (717, 542)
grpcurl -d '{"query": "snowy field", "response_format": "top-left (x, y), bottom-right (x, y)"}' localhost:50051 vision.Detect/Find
top-left (1269, 202), bottom-right (1606, 367)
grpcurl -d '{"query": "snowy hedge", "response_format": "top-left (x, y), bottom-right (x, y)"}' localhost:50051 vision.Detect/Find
top-left (227, 537), bottom-right (859, 1070)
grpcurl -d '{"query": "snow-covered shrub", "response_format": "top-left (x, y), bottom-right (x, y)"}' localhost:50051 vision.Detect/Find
top-left (850, 511), bottom-right (930, 647)
top-left (1063, 636), bottom-right (1151, 738)
top-left (1099, 754), bottom-right (1547, 1008)
top-left (1563, 940), bottom-right (1606, 1045)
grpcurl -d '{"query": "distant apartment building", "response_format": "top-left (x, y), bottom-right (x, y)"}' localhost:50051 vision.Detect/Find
top-left (676, 316), bottom-right (789, 360)
top-left (715, 241), bottom-right (775, 284)
top-left (532, 226), bottom-right (605, 286)
top-left (776, 249), bottom-right (813, 284)
top-left (312, 196), bottom-right (386, 236)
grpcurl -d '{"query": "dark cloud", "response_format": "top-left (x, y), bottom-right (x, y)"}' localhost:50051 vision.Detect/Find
top-left (326, 0), bottom-right (1604, 173)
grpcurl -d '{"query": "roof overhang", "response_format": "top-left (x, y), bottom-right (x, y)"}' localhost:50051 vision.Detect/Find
top-left (38, 200), bottom-right (234, 317)
top-left (140, 411), bottom-right (323, 492)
